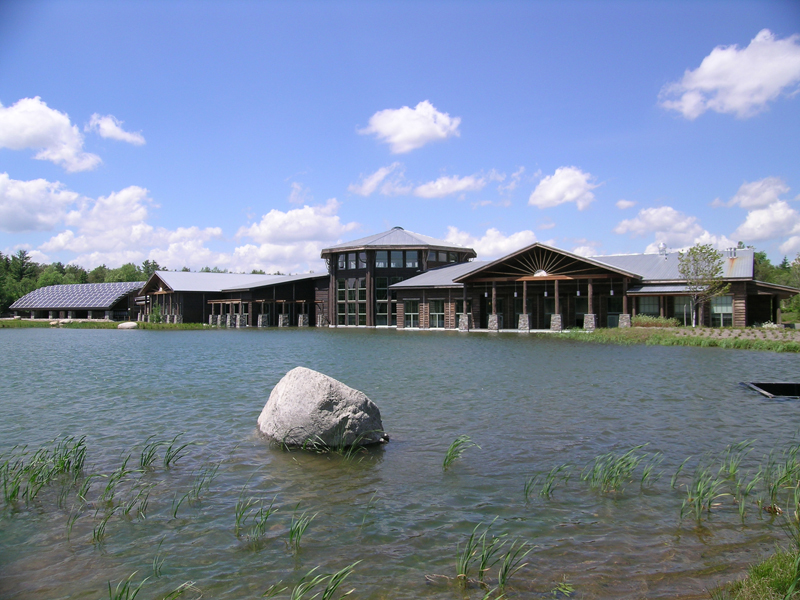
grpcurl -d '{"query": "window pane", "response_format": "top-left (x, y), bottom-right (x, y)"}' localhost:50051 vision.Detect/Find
top-left (337, 254), bottom-right (345, 269)
top-left (439, 252), bottom-right (447, 262)
top-left (427, 250), bottom-right (437, 262)
top-left (337, 279), bottom-right (346, 301)
top-left (638, 297), bottom-right (659, 316)
top-left (376, 302), bottom-right (388, 314)
top-left (390, 251), bottom-right (403, 268)
top-left (575, 298), bottom-right (588, 314)
top-left (406, 251), bottom-right (418, 268)
top-left (376, 251), bottom-right (388, 268)
top-left (448, 252), bottom-right (457, 263)
top-left (358, 252), bottom-right (367, 268)
top-left (376, 288), bottom-right (387, 300)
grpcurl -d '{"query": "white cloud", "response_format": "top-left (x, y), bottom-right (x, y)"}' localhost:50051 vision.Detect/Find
top-left (0, 97), bottom-right (101, 172)
top-left (616, 199), bottom-right (636, 209)
top-left (498, 166), bottom-right (525, 194)
top-left (732, 200), bottom-right (800, 242)
top-left (236, 198), bottom-right (358, 245)
top-left (571, 245), bottom-right (598, 257)
top-left (728, 176), bottom-right (791, 208)
top-left (660, 29), bottom-right (800, 119)
top-left (347, 162), bottom-right (411, 196)
top-left (85, 114), bottom-right (145, 145)
top-left (528, 166), bottom-right (598, 210)
top-left (445, 226), bottom-right (536, 260)
top-left (0, 173), bottom-right (81, 232)
top-left (414, 174), bottom-right (487, 198)
top-left (288, 181), bottom-right (312, 204)
top-left (358, 100), bottom-right (461, 153)
top-left (779, 236), bottom-right (800, 255)
top-left (39, 185), bottom-right (223, 269)
top-left (614, 205), bottom-right (735, 252)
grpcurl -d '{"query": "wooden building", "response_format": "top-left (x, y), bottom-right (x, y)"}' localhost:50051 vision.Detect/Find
top-left (320, 227), bottom-right (476, 327)
top-left (137, 271), bottom-right (327, 326)
top-left (391, 243), bottom-right (798, 330)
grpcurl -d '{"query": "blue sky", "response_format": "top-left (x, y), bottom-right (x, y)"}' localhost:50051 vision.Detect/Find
top-left (1, 0), bottom-right (799, 274)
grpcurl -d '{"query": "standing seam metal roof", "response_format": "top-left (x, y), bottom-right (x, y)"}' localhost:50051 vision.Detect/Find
top-left (144, 271), bottom-right (325, 293)
top-left (10, 282), bottom-right (143, 310)
top-left (593, 249), bottom-right (754, 281)
top-left (390, 261), bottom-right (487, 288)
top-left (321, 227), bottom-right (475, 255)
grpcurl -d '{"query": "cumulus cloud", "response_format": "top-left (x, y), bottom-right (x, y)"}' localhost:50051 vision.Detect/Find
top-left (528, 166), bottom-right (598, 210)
top-left (727, 176), bottom-right (791, 208)
top-left (614, 205), bottom-right (735, 252)
top-left (347, 162), bottom-right (412, 196)
top-left (358, 100), bottom-right (461, 153)
top-left (616, 199), bottom-right (636, 209)
top-left (571, 245), bottom-right (598, 257)
top-left (0, 97), bottom-right (101, 172)
top-left (0, 173), bottom-right (81, 232)
top-left (732, 200), bottom-right (800, 242)
top-left (38, 185), bottom-right (223, 269)
top-left (413, 174), bottom-right (487, 199)
top-left (236, 198), bottom-right (358, 245)
top-left (660, 29), bottom-right (800, 119)
top-left (85, 114), bottom-right (145, 145)
top-left (445, 226), bottom-right (537, 260)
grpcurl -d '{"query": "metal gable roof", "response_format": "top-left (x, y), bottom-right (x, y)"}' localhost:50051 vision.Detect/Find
top-left (594, 248), bottom-right (754, 281)
top-left (144, 271), bottom-right (275, 293)
top-left (390, 261), bottom-right (488, 289)
top-left (10, 281), bottom-right (143, 310)
top-left (221, 272), bottom-right (327, 292)
top-left (321, 227), bottom-right (475, 255)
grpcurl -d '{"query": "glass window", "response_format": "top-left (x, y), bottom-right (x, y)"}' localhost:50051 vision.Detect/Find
top-left (337, 279), bottom-right (346, 302)
top-left (390, 251), bottom-right (403, 268)
top-left (358, 252), bottom-right (367, 269)
top-left (448, 252), bottom-right (457, 263)
top-left (347, 283), bottom-right (356, 302)
top-left (406, 250), bottom-right (418, 268)
top-left (427, 250), bottom-right (437, 262)
top-left (376, 277), bottom-right (388, 300)
top-left (429, 300), bottom-right (445, 328)
top-left (674, 296), bottom-right (692, 326)
top-left (711, 295), bottom-right (733, 327)
top-left (574, 297), bottom-right (588, 314)
top-left (376, 251), bottom-right (388, 268)
top-left (544, 298), bottom-right (555, 314)
top-left (337, 254), bottom-right (346, 270)
top-left (607, 297), bottom-right (623, 313)
top-left (358, 278), bottom-right (366, 301)
top-left (439, 252), bottom-right (447, 262)
top-left (348, 253), bottom-right (357, 270)
top-left (638, 297), bottom-right (660, 316)
top-left (404, 300), bottom-right (419, 328)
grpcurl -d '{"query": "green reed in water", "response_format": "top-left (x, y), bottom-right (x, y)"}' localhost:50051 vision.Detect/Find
top-left (581, 445), bottom-right (648, 493)
top-left (443, 435), bottom-right (480, 471)
top-left (107, 572), bottom-right (147, 600)
top-left (525, 464), bottom-right (572, 502)
top-left (288, 505), bottom-right (317, 552)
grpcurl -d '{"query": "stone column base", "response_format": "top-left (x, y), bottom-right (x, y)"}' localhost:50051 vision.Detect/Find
top-left (550, 314), bottom-right (563, 331)
top-left (174, 314), bottom-right (183, 324)
top-left (278, 314), bottom-right (290, 327)
top-left (619, 314), bottom-right (631, 328)
top-left (68, 311), bottom-right (75, 319)
top-left (458, 313), bottom-right (471, 331)
top-left (583, 313), bottom-right (596, 331)
top-left (518, 313), bottom-right (530, 331)
top-left (257, 314), bottom-right (269, 327)
top-left (316, 314), bottom-right (328, 328)
top-left (298, 314), bottom-right (309, 327)
top-left (488, 314), bottom-right (500, 331)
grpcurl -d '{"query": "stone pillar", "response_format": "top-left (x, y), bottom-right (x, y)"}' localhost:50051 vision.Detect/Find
top-left (584, 314), bottom-right (596, 331)
top-left (87, 310), bottom-right (93, 320)
top-left (258, 314), bottom-right (269, 327)
top-left (278, 314), bottom-right (290, 327)
top-left (316, 314), bottom-right (328, 328)
top-left (550, 314), bottom-right (562, 331)
top-left (49, 310), bottom-right (55, 319)
top-left (174, 314), bottom-right (182, 324)
top-left (619, 314), bottom-right (631, 328)
top-left (488, 314), bottom-right (500, 331)
top-left (458, 313), bottom-right (470, 331)
top-left (68, 311), bottom-right (75, 319)
top-left (518, 313), bottom-right (530, 331)
top-left (209, 314), bottom-right (215, 326)
top-left (225, 314), bottom-right (233, 328)
top-left (298, 314), bottom-right (309, 327)
top-left (105, 310), bottom-right (112, 320)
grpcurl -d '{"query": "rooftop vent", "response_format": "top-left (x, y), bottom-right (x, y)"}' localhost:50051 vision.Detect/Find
top-left (392, 226), bottom-right (404, 230)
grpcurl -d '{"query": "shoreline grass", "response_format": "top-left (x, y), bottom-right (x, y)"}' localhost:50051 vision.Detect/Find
top-left (557, 327), bottom-right (800, 353)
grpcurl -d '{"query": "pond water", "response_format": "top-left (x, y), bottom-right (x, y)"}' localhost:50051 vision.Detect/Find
top-left (0, 327), bottom-right (798, 600)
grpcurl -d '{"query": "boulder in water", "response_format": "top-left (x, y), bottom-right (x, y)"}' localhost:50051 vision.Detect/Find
top-left (258, 367), bottom-right (386, 448)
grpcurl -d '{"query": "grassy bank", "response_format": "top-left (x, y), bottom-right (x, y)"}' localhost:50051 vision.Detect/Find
top-left (710, 547), bottom-right (800, 599)
top-left (0, 319), bottom-right (207, 330)
top-left (558, 327), bottom-right (800, 353)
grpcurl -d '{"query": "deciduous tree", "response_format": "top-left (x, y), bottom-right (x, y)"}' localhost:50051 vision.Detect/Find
top-left (678, 244), bottom-right (730, 327)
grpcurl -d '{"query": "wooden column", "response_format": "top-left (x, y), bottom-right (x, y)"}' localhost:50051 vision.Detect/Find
top-left (491, 282), bottom-right (497, 315)
top-left (522, 280), bottom-right (527, 313)
top-left (622, 278), bottom-right (628, 313)
top-left (555, 279), bottom-right (560, 315)
top-left (588, 280), bottom-right (593, 313)
top-left (366, 250), bottom-right (374, 326)
top-left (659, 296), bottom-right (664, 318)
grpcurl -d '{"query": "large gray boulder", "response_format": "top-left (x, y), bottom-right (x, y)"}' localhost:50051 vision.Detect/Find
top-left (258, 367), bottom-right (386, 448)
